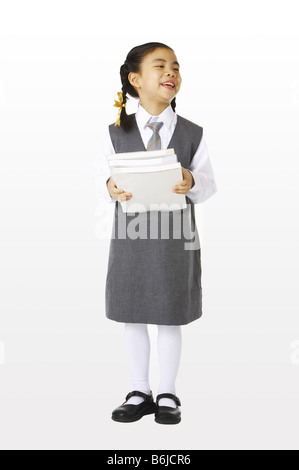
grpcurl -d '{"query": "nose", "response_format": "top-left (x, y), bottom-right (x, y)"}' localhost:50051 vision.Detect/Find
top-left (165, 70), bottom-right (176, 77)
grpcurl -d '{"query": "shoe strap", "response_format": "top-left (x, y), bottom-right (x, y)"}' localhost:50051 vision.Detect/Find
top-left (124, 390), bottom-right (152, 403)
top-left (156, 393), bottom-right (181, 406)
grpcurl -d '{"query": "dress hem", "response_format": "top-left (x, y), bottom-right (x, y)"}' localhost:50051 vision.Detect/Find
top-left (105, 313), bottom-right (202, 326)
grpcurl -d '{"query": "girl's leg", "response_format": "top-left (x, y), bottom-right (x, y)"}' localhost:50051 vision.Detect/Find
top-left (157, 325), bottom-right (182, 408)
top-left (124, 322), bottom-right (151, 405)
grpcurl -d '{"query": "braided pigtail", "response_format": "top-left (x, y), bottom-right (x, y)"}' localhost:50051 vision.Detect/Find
top-left (171, 97), bottom-right (176, 112)
top-left (118, 63), bottom-right (135, 132)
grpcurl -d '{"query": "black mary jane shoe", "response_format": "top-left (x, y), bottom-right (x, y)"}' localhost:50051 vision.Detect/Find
top-left (155, 393), bottom-right (182, 425)
top-left (111, 390), bottom-right (156, 423)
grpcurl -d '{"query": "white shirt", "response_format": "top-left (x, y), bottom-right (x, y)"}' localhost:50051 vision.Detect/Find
top-left (93, 101), bottom-right (217, 205)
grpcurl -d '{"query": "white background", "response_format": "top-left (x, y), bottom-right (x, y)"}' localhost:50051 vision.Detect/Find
top-left (0, 0), bottom-right (299, 450)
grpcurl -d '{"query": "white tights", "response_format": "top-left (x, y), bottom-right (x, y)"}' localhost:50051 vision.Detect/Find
top-left (124, 323), bottom-right (182, 408)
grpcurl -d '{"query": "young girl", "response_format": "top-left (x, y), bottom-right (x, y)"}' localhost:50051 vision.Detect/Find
top-left (94, 42), bottom-right (217, 425)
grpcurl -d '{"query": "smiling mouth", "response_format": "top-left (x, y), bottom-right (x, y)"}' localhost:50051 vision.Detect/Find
top-left (161, 82), bottom-right (175, 90)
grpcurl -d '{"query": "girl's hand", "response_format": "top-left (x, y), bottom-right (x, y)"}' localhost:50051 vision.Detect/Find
top-left (172, 167), bottom-right (195, 194)
top-left (107, 177), bottom-right (132, 202)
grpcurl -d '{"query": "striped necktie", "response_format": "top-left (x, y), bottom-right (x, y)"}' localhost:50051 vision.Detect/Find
top-left (146, 121), bottom-right (164, 151)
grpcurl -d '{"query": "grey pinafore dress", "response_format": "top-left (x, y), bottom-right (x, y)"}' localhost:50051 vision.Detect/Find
top-left (105, 113), bottom-right (203, 326)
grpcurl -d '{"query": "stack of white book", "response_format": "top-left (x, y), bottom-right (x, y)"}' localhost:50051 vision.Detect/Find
top-left (107, 148), bottom-right (187, 213)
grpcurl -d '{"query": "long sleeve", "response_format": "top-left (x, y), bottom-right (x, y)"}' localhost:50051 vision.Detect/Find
top-left (93, 126), bottom-right (116, 205)
top-left (186, 135), bottom-right (217, 204)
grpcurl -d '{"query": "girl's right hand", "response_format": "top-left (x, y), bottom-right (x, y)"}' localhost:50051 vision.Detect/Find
top-left (107, 177), bottom-right (132, 202)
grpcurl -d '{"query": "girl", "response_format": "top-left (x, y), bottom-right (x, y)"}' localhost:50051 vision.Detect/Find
top-left (94, 42), bottom-right (217, 424)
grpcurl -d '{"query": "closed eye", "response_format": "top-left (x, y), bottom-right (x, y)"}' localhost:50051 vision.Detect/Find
top-left (155, 65), bottom-right (180, 71)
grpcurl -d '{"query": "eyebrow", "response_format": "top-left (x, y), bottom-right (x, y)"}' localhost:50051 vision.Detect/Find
top-left (152, 58), bottom-right (180, 67)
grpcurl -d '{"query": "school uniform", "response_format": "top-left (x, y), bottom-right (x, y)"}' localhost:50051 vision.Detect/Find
top-left (94, 101), bottom-right (217, 326)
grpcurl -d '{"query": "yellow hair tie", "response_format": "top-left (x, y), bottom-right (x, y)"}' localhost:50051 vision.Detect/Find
top-left (114, 92), bottom-right (126, 127)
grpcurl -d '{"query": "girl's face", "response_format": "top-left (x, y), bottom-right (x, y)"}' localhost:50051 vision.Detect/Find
top-left (129, 47), bottom-right (182, 111)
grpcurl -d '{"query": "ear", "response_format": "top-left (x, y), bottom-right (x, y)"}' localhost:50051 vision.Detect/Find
top-left (128, 72), bottom-right (141, 89)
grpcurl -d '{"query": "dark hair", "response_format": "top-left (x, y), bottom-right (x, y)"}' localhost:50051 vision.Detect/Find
top-left (118, 42), bottom-right (177, 132)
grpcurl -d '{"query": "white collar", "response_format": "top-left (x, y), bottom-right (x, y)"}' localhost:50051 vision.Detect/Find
top-left (135, 101), bottom-right (176, 131)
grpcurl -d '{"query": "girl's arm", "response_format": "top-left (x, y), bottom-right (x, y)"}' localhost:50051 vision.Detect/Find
top-left (93, 126), bottom-right (116, 205)
top-left (186, 136), bottom-right (217, 204)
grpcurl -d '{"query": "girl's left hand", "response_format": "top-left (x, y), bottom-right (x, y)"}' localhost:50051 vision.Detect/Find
top-left (172, 167), bottom-right (195, 194)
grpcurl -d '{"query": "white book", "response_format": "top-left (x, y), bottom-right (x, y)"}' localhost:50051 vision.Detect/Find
top-left (106, 148), bottom-right (175, 161)
top-left (111, 161), bottom-right (187, 213)
top-left (109, 154), bottom-right (178, 168)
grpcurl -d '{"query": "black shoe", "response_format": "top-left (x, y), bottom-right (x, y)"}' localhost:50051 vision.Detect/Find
top-left (111, 390), bottom-right (156, 423)
top-left (155, 393), bottom-right (181, 425)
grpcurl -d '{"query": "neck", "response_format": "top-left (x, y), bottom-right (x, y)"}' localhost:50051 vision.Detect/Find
top-left (139, 99), bottom-right (170, 117)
